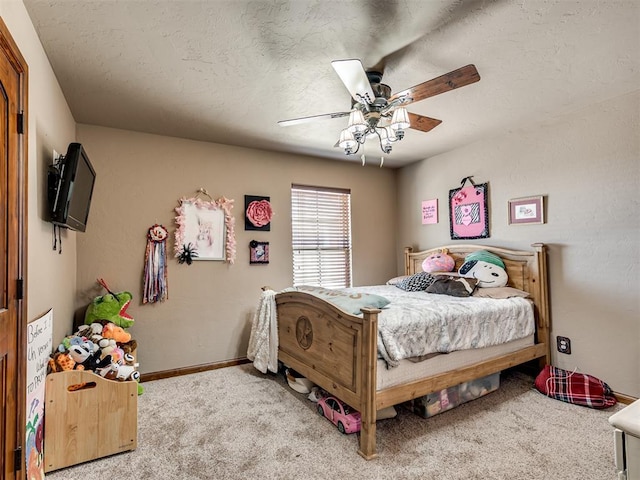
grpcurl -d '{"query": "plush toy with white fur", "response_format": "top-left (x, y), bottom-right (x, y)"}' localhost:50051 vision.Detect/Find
top-left (458, 250), bottom-right (508, 288)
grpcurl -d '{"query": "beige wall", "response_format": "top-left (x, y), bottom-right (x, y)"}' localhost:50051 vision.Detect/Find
top-left (397, 90), bottom-right (640, 397)
top-left (1, 2), bottom-right (79, 345)
top-left (5, 0), bottom-right (638, 398)
top-left (75, 125), bottom-right (398, 374)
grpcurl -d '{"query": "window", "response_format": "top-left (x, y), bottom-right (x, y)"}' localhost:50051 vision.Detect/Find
top-left (291, 185), bottom-right (352, 288)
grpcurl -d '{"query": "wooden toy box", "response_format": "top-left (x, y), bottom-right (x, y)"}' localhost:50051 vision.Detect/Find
top-left (44, 370), bottom-right (138, 472)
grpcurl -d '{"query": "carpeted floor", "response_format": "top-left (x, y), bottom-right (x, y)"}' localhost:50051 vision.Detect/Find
top-left (45, 364), bottom-right (622, 479)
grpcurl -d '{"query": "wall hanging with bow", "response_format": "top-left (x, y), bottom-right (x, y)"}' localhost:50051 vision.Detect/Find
top-left (449, 176), bottom-right (489, 240)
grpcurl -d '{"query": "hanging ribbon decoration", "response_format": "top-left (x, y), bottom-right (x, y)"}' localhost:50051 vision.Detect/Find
top-left (143, 224), bottom-right (169, 304)
top-left (459, 175), bottom-right (476, 188)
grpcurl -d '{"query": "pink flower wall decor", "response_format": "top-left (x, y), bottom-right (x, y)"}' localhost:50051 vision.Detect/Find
top-left (244, 195), bottom-right (272, 231)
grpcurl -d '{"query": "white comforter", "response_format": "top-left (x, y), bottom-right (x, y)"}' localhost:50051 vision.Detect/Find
top-left (247, 285), bottom-right (535, 373)
top-left (345, 285), bottom-right (535, 368)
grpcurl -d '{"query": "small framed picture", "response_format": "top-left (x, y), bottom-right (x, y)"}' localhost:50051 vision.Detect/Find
top-left (421, 199), bottom-right (438, 225)
top-left (249, 240), bottom-right (269, 264)
top-left (508, 195), bottom-right (545, 225)
top-left (245, 195), bottom-right (272, 231)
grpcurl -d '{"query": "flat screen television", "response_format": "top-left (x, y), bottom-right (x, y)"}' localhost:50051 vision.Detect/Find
top-left (48, 143), bottom-right (97, 232)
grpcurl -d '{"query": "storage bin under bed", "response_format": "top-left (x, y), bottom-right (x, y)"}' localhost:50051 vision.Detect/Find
top-left (409, 372), bottom-right (500, 418)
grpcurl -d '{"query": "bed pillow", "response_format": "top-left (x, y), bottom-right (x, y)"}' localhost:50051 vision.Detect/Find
top-left (421, 251), bottom-right (455, 273)
top-left (296, 285), bottom-right (390, 315)
top-left (395, 272), bottom-right (436, 292)
top-left (386, 275), bottom-right (409, 286)
top-left (458, 250), bottom-right (508, 288)
top-left (472, 286), bottom-right (530, 299)
top-left (426, 276), bottom-right (478, 297)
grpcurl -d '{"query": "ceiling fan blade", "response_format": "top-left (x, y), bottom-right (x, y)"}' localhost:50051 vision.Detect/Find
top-left (365, 1), bottom-right (504, 74)
top-left (408, 113), bottom-right (442, 133)
top-left (389, 64), bottom-right (480, 105)
top-left (331, 59), bottom-right (376, 104)
top-left (278, 111), bottom-right (351, 127)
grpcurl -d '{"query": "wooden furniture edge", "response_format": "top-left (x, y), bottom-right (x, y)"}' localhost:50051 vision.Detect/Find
top-left (376, 344), bottom-right (547, 409)
top-left (140, 357), bottom-right (250, 382)
top-left (615, 392), bottom-right (638, 405)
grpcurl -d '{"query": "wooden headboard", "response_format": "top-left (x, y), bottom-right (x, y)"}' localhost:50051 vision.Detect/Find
top-left (404, 243), bottom-right (550, 350)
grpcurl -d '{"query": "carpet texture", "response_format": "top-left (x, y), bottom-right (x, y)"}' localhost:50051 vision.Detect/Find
top-left (45, 364), bottom-right (622, 479)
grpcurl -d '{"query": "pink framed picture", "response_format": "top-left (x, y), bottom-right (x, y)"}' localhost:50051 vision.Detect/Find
top-left (421, 199), bottom-right (438, 224)
top-left (449, 182), bottom-right (489, 240)
top-left (508, 195), bottom-right (545, 225)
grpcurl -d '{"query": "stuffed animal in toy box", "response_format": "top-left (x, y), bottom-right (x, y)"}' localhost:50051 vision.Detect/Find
top-left (48, 352), bottom-right (81, 373)
top-left (113, 352), bottom-right (140, 382)
top-left (102, 322), bottom-right (132, 343)
top-left (68, 342), bottom-right (112, 372)
top-left (84, 279), bottom-right (134, 329)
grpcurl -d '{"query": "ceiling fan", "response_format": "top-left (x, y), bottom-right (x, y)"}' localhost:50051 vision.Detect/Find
top-left (278, 60), bottom-right (480, 156)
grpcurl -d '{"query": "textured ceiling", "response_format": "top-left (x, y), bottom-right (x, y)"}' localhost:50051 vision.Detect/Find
top-left (23, 0), bottom-right (640, 168)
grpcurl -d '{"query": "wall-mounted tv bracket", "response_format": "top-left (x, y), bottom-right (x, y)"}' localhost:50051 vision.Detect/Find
top-left (47, 153), bottom-right (66, 254)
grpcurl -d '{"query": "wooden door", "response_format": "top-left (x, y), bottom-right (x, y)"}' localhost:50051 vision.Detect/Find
top-left (0, 18), bottom-right (28, 480)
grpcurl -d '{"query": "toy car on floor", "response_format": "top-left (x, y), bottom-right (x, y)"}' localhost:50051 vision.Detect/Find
top-left (316, 395), bottom-right (361, 434)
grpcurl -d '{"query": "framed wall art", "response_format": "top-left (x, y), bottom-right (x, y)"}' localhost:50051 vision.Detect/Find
top-left (249, 240), bottom-right (269, 264)
top-left (449, 177), bottom-right (489, 240)
top-left (175, 191), bottom-right (236, 264)
top-left (508, 195), bottom-right (545, 225)
top-left (245, 195), bottom-right (273, 231)
top-left (421, 199), bottom-right (438, 225)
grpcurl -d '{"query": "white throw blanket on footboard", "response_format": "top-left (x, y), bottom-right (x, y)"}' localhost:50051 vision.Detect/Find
top-left (247, 289), bottom-right (279, 374)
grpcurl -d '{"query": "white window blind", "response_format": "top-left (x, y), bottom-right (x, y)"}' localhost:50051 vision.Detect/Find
top-left (291, 185), bottom-right (352, 288)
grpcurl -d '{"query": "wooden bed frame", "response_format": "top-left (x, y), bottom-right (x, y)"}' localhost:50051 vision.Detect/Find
top-left (274, 243), bottom-right (550, 459)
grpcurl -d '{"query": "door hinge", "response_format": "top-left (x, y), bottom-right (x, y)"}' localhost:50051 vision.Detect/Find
top-left (17, 111), bottom-right (24, 134)
top-left (16, 278), bottom-right (24, 300)
top-left (14, 446), bottom-right (22, 472)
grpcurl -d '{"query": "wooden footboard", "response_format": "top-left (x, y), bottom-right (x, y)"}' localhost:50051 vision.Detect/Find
top-left (274, 243), bottom-right (550, 459)
top-left (274, 291), bottom-right (380, 459)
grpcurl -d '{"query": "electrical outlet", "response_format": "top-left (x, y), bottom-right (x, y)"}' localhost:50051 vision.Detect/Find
top-left (557, 336), bottom-right (571, 354)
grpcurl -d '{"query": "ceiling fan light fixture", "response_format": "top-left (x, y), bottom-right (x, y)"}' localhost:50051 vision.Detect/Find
top-left (338, 128), bottom-right (358, 154)
top-left (383, 126), bottom-right (398, 142)
top-left (376, 129), bottom-right (393, 154)
top-left (347, 109), bottom-right (367, 134)
top-left (390, 106), bottom-right (410, 131)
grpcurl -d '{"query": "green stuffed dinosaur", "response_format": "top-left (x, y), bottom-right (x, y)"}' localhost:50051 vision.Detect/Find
top-left (84, 278), bottom-right (134, 329)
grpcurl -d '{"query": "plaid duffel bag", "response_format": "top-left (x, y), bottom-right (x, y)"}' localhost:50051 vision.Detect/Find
top-left (534, 365), bottom-right (617, 409)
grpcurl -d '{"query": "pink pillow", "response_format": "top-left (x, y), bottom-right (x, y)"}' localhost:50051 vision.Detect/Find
top-left (422, 252), bottom-right (455, 273)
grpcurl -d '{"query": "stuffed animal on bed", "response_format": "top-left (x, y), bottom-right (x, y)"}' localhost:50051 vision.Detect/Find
top-left (421, 250), bottom-right (455, 273)
top-left (458, 250), bottom-right (508, 288)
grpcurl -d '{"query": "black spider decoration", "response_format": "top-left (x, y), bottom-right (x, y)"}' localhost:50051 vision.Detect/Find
top-left (177, 243), bottom-right (198, 265)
